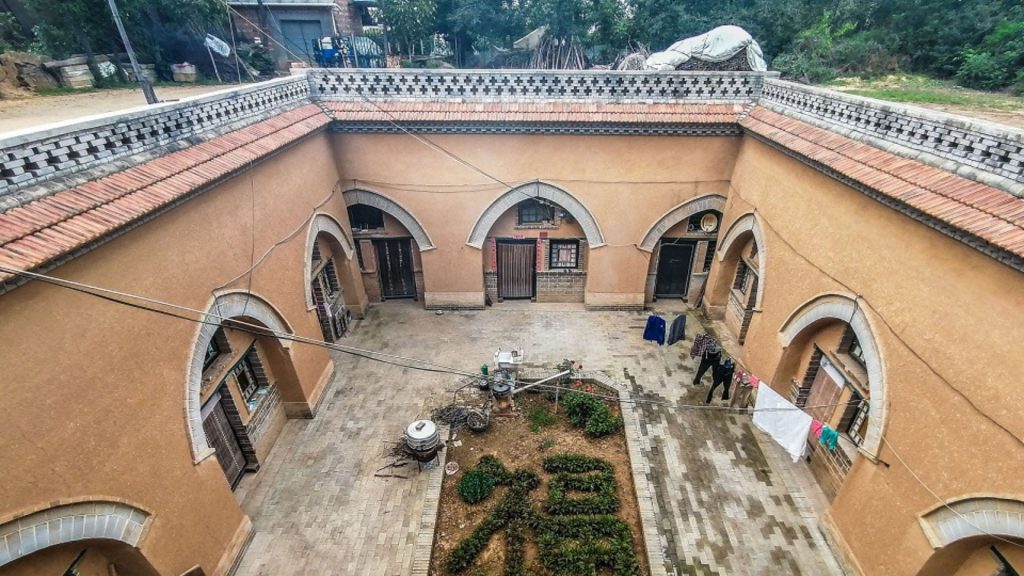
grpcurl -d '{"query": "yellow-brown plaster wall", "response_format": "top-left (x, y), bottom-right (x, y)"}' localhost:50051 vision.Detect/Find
top-left (707, 136), bottom-right (1024, 576)
top-left (331, 133), bottom-right (740, 308)
top-left (0, 133), bottom-right (349, 575)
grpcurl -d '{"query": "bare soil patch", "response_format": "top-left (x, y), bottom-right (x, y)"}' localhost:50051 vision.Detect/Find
top-left (430, 386), bottom-right (649, 575)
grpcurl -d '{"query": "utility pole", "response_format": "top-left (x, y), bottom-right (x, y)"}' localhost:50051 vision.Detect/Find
top-left (106, 0), bottom-right (158, 104)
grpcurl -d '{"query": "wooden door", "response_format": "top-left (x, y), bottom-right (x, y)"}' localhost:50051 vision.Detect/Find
top-left (655, 242), bottom-right (695, 297)
top-left (804, 356), bottom-right (849, 500)
top-left (374, 239), bottom-right (416, 299)
top-left (202, 392), bottom-right (246, 488)
top-left (497, 241), bottom-right (536, 299)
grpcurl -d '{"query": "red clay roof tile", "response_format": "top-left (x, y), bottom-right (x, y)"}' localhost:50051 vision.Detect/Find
top-left (742, 106), bottom-right (1024, 260)
top-left (0, 104), bottom-right (330, 280)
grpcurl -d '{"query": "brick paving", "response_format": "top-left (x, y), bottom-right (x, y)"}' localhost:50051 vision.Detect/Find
top-left (234, 302), bottom-right (843, 576)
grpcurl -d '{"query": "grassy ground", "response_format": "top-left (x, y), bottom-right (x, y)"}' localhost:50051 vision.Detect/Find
top-left (825, 74), bottom-right (1024, 128)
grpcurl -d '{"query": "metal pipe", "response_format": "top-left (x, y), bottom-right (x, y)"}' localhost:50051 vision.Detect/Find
top-left (106, 0), bottom-right (157, 104)
top-left (511, 370), bottom-right (571, 396)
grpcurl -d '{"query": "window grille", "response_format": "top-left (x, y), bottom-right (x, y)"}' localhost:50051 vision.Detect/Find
top-left (235, 352), bottom-right (260, 402)
top-left (841, 391), bottom-right (870, 447)
top-left (703, 240), bottom-right (717, 272)
top-left (549, 240), bottom-right (579, 269)
top-left (517, 200), bottom-right (553, 224)
top-left (348, 204), bottom-right (385, 230)
top-left (733, 260), bottom-right (751, 293)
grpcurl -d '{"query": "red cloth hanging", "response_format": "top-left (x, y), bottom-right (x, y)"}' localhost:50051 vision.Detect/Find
top-left (810, 419), bottom-right (824, 438)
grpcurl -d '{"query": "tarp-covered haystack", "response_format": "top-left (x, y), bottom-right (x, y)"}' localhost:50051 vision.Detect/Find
top-left (623, 25), bottom-right (767, 72)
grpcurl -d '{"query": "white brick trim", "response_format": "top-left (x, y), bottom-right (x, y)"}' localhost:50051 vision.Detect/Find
top-left (919, 497), bottom-right (1024, 549)
top-left (466, 181), bottom-right (605, 249)
top-left (637, 194), bottom-right (727, 251)
top-left (342, 188), bottom-right (435, 250)
top-left (778, 292), bottom-right (887, 458)
top-left (186, 291), bottom-right (296, 462)
top-left (0, 501), bottom-right (150, 567)
top-left (304, 213), bottom-right (355, 309)
top-left (716, 211), bottom-right (767, 309)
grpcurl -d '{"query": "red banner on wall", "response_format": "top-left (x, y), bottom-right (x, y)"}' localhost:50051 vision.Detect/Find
top-left (536, 239), bottom-right (544, 271)
top-left (489, 237), bottom-right (497, 271)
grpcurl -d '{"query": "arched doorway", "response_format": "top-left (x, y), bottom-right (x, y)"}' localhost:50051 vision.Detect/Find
top-left (0, 501), bottom-right (157, 576)
top-left (304, 213), bottom-right (365, 335)
top-left (917, 497), bottom-right (1024, 575)
top-left (638, 194), bottom-right (727, 304)
top-left (708, 212), bottom-right (767, 344)
top-left (342, 189), bottom-right (433, 304)
top-left (468, 183), bottom-right (601, 304)
top-left (186, 292), bottom-right (303, 488)
top-left (773, 293), bottom-right (886, 500)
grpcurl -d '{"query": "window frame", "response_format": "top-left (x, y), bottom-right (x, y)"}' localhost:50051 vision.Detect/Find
top-left (847, 333), bottom-right (866, 367)
top-left (733, 260), bottom-right (751, 294)
top-left (843, 391), bottom-right (870, 447)
top-left (348, 204), bottom-right (385, 231)
top-left (203, 336), bottom-right (222, 371)
top-left (235, 352), bottom-right (261, 404)
top-left (703, 240), bottom-right (717, 272)
top-left (548, 239), bottom-right (580, 269)
top-left (517, 199), bottom-right (553, 225)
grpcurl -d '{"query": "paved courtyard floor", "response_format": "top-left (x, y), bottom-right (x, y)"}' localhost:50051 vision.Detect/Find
top-left (234, 301), bottom-right (844, 576)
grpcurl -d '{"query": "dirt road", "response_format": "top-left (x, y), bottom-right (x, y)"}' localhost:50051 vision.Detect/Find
top-left (0, 84), bottom-right (232, 135)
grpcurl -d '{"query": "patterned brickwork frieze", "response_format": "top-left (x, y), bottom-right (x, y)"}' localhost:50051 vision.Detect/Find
top-left (761, 79), bottom-right (1024, 195)
top-left (310, 69), bottom-right (768, 102)
top-left (0, 76), bottom-right (310, 198)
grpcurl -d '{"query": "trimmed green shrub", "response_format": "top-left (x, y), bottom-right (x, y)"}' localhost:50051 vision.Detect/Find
top-left (537, 515), bottom-right (639, 576)
top-left (561, 392), bottom-right (622, 438)
top-left (446, 456), bottom-right (541, 574)
top-left (543, 454), bottom-right (613, 474)
top-left (475, 455), bottom-right (507, 479)
top-left (543, 455), bottom-right (619, 516)
top-left (447, 454), bottom-right (639, 575)
top-left (458, 469), bottom-right (496, 504)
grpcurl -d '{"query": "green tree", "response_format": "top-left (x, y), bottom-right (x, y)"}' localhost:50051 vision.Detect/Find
top-left (23, 0), bottom-right (226, 66)
top-left (380, 0), bottom-right (437, 58)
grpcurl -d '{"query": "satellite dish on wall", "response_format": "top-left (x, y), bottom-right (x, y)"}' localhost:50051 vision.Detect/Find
top-left (700, 213), bottom-right (719, 233)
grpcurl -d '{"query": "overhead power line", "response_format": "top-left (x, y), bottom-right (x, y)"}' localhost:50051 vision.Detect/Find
top-left (1, 263), bottom-right (1021, 549)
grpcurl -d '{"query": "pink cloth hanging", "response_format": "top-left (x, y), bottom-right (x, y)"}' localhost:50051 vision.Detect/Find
top-left (810, 419), bottom-right (824, 438)
top-left (750, 375), bottom-right (760, 388)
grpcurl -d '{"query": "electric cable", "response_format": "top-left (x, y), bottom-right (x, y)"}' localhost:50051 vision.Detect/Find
top-left (727, 185), bottom-right (1023, 450)
top-left (3, 263), bottom-right (1021, 548)
top-left (882, 436), bottom-right (1024, 549)
top-left (1, 263), bottom-right (865, 416)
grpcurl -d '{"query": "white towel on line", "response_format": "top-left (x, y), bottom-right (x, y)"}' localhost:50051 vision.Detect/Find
top-left (752, 383), bottom-right (813, 463)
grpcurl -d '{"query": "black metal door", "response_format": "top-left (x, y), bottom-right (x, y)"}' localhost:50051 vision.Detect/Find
top-left (375, 239), bottom-right (416, 299)
top-left (202, 394), bottom-right (246, 488)
top-left (655, 242), bottom-right (695, 297)
top-left (497, 241), bottom-right (536, 299)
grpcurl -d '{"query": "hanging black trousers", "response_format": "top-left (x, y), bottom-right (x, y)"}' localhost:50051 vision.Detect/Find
top-left (706, 368), bottom-right (733, 403)
top-left (692, 352), bottom-right (720, 385)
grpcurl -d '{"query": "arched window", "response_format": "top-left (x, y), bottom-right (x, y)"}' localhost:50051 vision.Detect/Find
top-left (310, 235), bottom-right (348, 342)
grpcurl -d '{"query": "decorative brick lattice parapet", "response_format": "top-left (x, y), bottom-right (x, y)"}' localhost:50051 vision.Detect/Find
top-left (310, 69), bottom-right (769, 102)
top-left (0, 76), bottom-right (310, 199)
top-left (760, 79), bottom-right (1024, 197)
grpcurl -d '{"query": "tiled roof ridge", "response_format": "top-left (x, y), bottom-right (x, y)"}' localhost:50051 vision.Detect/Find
top-left (0, 105), bottom-right (330, 285)
top-left (322, 100), bottom-right (745, 124)
top-left (0, 105), bottom-right (325, 246)
top-left (741, 107), bottom-right (1024, 258)
top-left (745, 107), bottom-right (1024, 229)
